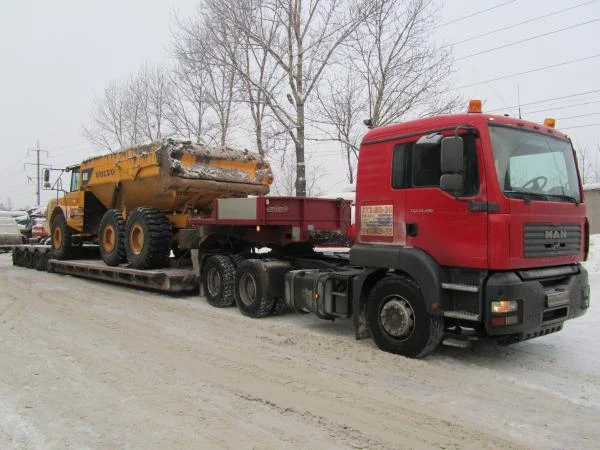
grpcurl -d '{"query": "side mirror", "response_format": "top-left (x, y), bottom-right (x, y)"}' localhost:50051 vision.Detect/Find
top-left (42, 168), bottom-right (51, 189)
top-left (441, 174), bottom-right (463, 194)
top-left (441, 136), bottom-right (464, 174)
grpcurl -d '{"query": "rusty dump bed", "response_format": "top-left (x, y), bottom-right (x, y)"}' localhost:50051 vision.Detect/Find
top-left (80, 139), bottom-right (273, 213)
top-left (191, 196), bottom-right (352, 246)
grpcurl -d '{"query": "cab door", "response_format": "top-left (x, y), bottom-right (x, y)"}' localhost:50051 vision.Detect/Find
top-left (403, 133), bottom-right (488, 269)
top-left (63, 168), bottom-right (85, 232)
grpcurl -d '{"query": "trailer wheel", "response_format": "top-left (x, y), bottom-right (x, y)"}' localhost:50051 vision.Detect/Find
top-left (367, 275), bottom-right (443, 358)
top-left (202, 255), bottom-right (236, 307)
top-left (125, 207), bottom-right (172, 269)
top-left (33, 251), bottom-right (45, 271)
top-left (234, 259), bottom-right (274, 318)
top-left (12, 249), bottom-right (20, 266)
top-left (99, 209), bottom-right (126, 266)
top-left (23, 250), bottom-right (34, 269)
top-left (51, 213), bottom-right (75, 260)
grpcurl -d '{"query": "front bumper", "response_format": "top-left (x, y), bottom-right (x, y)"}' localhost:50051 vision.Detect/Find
top-left (483, 264), bottom-right (589, 343)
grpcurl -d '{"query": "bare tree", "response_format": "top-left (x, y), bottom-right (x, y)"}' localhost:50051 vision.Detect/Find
top-left (349, 0), bottom-right (459, 126)
top-left (83, 64), bottom-right (173, 151)
top-left (315, 74), bottom-right (366, 183)
top-left (206, 0), bottom-right (372, 196)
top-left (172, 14), bottom-right (239, 147)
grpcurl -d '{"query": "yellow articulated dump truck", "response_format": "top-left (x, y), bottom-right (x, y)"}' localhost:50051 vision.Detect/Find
top-left (43, 139), bottom-right (273, 269)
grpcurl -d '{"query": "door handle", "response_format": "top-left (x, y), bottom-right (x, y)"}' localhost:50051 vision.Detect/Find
top-left (406, 223), bottom-right (418, 237)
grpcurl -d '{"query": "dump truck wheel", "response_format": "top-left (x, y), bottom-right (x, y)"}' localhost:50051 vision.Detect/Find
top-left (51, 213), bottom-right (74, 260)
top-left (99, 209), bottom-right (126, 266)
top-left (234, 259), bottom-right (275, 318)
top-left (125, 207), bottom-right (172, 269)
top-left (367, 275), bottom-right (443, 358)
top-left (202, 255), bottom-right (235, 307)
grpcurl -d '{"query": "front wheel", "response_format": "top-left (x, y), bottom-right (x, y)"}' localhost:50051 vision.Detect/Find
top-left (367, 275), bottom-right (443, 358)
top-left (51, 213), bottom-right (74, 260)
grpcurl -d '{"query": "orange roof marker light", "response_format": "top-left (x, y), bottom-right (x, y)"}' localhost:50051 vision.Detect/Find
top-left (544, 117), bottom-right (556, 128)
top-left (467, 99), bottom-right (482, 113)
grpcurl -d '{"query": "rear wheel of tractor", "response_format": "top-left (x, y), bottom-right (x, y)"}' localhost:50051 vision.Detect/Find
top-left (202, 255), bottom-right (236, 307)
top-left (98, 209), bottom-right (126, 266)
top-left (367, 275), bottom-right (443, 358)
top-left (234, 259), bottom-right (274, 318)
top-left (51, 213), bottom-right (74, 260)
top-left (125, 207), bottom-right (172, 269)
top-left (270, 297), bottom-right (287, 316)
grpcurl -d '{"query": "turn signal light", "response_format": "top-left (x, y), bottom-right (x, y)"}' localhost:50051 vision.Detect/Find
top-left (544, 118), bottom-right (556, 128)
top-left (491, 300), bottom-right (518, 314)
top-left (467, 99), bottom-right (482, 113)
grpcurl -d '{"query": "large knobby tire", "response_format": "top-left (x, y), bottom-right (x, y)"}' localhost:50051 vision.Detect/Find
top-left (234, 259), bottom-right (275, 318)
top-left (33, 251), bottom-right (46, 271)
top-left (202, 255), bottom-right (236, 307)
top-left (51, 213), bottom-right (74, 260)
top-left (367, 275), bottom-right (443, 358)
top-left (125, 207), bottom-right (172, 269)
top-left (23, 251), bottom-right (34, 269)
top-left (12, 249), bottom-right (19, 266)
top-left (98, 209), bottom-right (126, 266)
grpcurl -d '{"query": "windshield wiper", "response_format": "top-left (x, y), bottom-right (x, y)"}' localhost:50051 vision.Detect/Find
top-left (504, 190), bottom-right (549, 201)
top-left (545, 193), bottom-right (579, 204)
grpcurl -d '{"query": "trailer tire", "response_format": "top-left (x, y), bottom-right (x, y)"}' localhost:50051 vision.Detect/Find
top-left (99, 209), bottom-right (126, 266)
top-left (51, 213), bottom-right (75, 260)
top-left (23, 250), bottom-right (34, 269)
top-left (12, 249), bottom-right (20, 266)
top-left (229, 254), bottom-right (245, 268)
top-left (125, 207), bottom-right (172, 269)
top-left (202, 255), bottom-right (236, 307)
top-left (367, 275), bottom-right (443, 358)
top-left (234, 259), bottom-right (274, 318)
top-left (33, 251), bottom-right (45, 271)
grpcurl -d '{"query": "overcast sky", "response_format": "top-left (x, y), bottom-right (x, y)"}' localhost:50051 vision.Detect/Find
top-left (0, 0), bottom-right (598, 209)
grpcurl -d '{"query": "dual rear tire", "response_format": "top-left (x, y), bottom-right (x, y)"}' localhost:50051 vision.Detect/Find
top-left (98, 207), bottom-right (172, 269)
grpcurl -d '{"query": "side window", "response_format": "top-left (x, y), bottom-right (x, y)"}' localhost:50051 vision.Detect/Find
top-left (70, 169), bottom-right (80, 192)
top-left (462, 135), bottom-right (479, 196)
top-left (413, 145), bottom-right (441, 187)
top-left (392, 143), bottom-right (412, 188)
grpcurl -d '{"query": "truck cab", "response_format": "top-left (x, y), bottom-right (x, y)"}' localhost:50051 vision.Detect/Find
top-left (348, 101), bottom-right (589, 352)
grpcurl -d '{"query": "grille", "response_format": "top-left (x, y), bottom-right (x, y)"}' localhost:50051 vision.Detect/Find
top-left (524, 223), bottom-right (581, 258)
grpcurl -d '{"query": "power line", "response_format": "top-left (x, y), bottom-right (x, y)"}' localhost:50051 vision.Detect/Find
top-left (558, 112), bottom-right (600, 120)
top-left (455, 53), bottom-right (600, 90)
top-left (525, 100), bottom-right (600, 115)
top-left (452, 0), bottom-right (600, 46)
top-left (434, 0), bottom-right (518, 29)
top-left (456, 18), bottom-right (600, 61)
top-left (25, 140), bottom-right (50, 206)
top-left (487, 89), bottom-right (600, 112)
top-left (561, 123), bottom-right (600, 130)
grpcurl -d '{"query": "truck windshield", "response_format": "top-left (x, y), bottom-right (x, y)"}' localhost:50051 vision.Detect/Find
top-left (489, 125), bottom-right (581, 203)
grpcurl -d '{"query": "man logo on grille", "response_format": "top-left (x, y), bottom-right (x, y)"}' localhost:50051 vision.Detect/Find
top-left (545, 230), bottom-right (567, 240)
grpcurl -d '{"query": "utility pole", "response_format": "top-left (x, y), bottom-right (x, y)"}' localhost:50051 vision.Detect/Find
top-left (25, 139), bottom-right (50, 206)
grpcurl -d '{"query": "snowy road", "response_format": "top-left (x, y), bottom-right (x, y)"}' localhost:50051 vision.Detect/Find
top-left (0, 250), bottom-right (599, 449)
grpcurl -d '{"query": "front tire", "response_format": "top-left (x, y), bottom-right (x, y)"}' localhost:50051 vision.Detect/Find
top-left (51, 213), bottom-right (74, 260)
top-left (367, 275), bottom-right (443, 358)
top-left (202, 255), bottom-right (236, 307)
top-left (125, 207), bottom-right (172, 269)
top-left (98, 209), bottom-right (126, 266)
top-left (234, 259), bottom-right (274, 318)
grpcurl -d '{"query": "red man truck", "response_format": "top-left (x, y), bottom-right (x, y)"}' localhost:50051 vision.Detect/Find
top-left (12, 100), bottom-right (590, 358)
